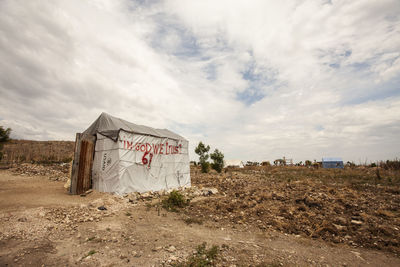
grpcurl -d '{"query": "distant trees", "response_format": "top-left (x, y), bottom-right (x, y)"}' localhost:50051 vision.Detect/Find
top-left (195, 142), bottom-right (210, 173)
top-left (305, 160), bottom-right (312, 167)
top-left (0, 126), bottom-right (11, 160)
top-left (195, 142), bottom-right (224, 173)
top-left (210, 149), bottom-right (224, 173)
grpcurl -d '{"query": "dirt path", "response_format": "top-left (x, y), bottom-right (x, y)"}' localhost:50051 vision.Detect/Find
top-left (0, 171), bottom-right (100, 211)
top-left (0, 170), bottom-right (399, 266)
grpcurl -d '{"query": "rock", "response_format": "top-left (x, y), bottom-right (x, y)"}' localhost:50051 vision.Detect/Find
top-left (18, 217), bottom-right (27, 222)
top-left (335, 217), bottom-right (347, 225)
top-left (64, 179), bottom-right (71, 190)
top-left (202, 187), bottom-right (218, 196)
top-left (128, 197), bottom-right (137, 203)
top-left (333, 224), bottom-right (346, 231)
top-left (152, 246), bottom-right (162, 252)
top-left (166, 245), bottom-right (176, 252)
top-left (169, 255), bottom-right (178, 261)
top-left (98, 206), bottom-right (107, 211)
top-left (140, 192), bottom-right (152, 199)
top-left (351, 220), bottom-right (363, 225)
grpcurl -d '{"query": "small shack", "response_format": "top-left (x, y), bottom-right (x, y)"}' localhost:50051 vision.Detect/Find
top-left (224, 159), bottom-right (244, 168)
top-left (322, 157), bottom-right (344, 169)
top-left (70, 112), bottom-right (190, 195)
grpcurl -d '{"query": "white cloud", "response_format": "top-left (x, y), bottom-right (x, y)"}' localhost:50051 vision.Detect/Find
top-left (0, 0), bottom-right (399, 163)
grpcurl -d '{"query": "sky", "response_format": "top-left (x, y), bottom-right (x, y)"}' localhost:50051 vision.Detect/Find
top-left (0, 0), bottom-right (399, 163)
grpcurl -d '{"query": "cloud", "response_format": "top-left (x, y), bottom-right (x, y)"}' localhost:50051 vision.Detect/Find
top-left (0, 0), bottom-right (399, 162)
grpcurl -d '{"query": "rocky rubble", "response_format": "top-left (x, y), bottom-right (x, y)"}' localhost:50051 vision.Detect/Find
top-left (10, 163), bottom-right (71, 181)
top-left (123, 186), bottom-right (219, 202)
top-left (187, 167), bottom-right (400, 255)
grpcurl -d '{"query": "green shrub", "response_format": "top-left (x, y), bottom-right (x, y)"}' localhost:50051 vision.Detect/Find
top-left (183, 216), bottom-right (203, 225)
top-left (162, 190), bottom-right (188, 212)
top-left (201, 161), bottom-right (210, 173)
top-left (195, 142), bottom-right (210, 173)
top-left (210, 149), bottom-right (224, 173)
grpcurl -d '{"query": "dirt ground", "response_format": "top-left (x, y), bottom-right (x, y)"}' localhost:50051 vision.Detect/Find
top-left (0, 166), bottom-right (400, 266)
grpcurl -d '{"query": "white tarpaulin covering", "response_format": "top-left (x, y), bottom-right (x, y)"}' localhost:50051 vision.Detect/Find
top-left (87, 113), bottom-right (190, 195)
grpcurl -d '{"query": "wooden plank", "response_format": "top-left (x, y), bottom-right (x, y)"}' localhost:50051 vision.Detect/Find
top-left (76, 138), bottom-right (95, 194)
top-left (69, 133), bottom-right (82, 195)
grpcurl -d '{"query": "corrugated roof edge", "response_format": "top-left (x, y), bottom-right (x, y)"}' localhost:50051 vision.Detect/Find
top-left (82, 112), bottom-right (187, 141)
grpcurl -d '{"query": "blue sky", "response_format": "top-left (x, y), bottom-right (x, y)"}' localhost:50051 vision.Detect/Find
top-left (0, 0), bottom-right (399, 163)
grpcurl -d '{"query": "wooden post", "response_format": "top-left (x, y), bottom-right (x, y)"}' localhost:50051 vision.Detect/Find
top-left (76, 138), bottom-right (95, 194)
top-left (70, 133), bottom-right (82, 195)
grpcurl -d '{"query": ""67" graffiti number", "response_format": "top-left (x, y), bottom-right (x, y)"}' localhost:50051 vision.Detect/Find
top-left (142, 151), bottom-right (153, 168)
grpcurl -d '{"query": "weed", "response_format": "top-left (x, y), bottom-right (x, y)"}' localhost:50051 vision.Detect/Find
top-left (87, 250), bottom-right (96, 256)
top-left (162, 190), bottom-right (189, 212)
top-left (87, 236), bottom-right (95, 241)
top-left (183, 216), bottom-right (203, 225)
top-left (125, 212), bottom-right (131, 216)
top-left (173, 242), bottom-right (219, 267)
top-left (145, 202), bottom-right (153, 211)
top-left (81, 249), bottom-right (96, 260)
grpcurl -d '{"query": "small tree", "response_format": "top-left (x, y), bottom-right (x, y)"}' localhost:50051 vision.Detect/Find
top-left (195, 142), bottom-right (210, 173)
top-left (210, 149), bottom-right (224, 173)
top-left (0, 126), bottom-right (11, 161)
top-left (305, 160), bottom-right (312, 167)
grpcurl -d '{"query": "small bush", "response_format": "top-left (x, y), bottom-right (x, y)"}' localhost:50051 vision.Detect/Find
top-left (162, 190), bottom-right (188, 212)
top-left (173, 242), bottom-right (219, 267)
top-left (201, 161), bottom-right (210, 173)
top-left (183, 216), bottom-right (203, 225)
top-left (380, 159), bottom-right (400, 170)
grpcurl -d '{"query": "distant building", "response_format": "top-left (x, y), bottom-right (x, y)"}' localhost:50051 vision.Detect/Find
top-left (224, 159), bottom-right (244, 168)
top-left (322, 157), bottom-right (344, 169)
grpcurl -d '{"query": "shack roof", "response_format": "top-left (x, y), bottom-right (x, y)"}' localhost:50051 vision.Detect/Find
top-left (83, 112), bottom-right (186, 141)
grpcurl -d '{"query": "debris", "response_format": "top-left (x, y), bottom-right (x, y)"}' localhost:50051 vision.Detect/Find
top-left (80, 189), bottom-right (93, 197)
top-left (202, 187), bottom-right (219, 196)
